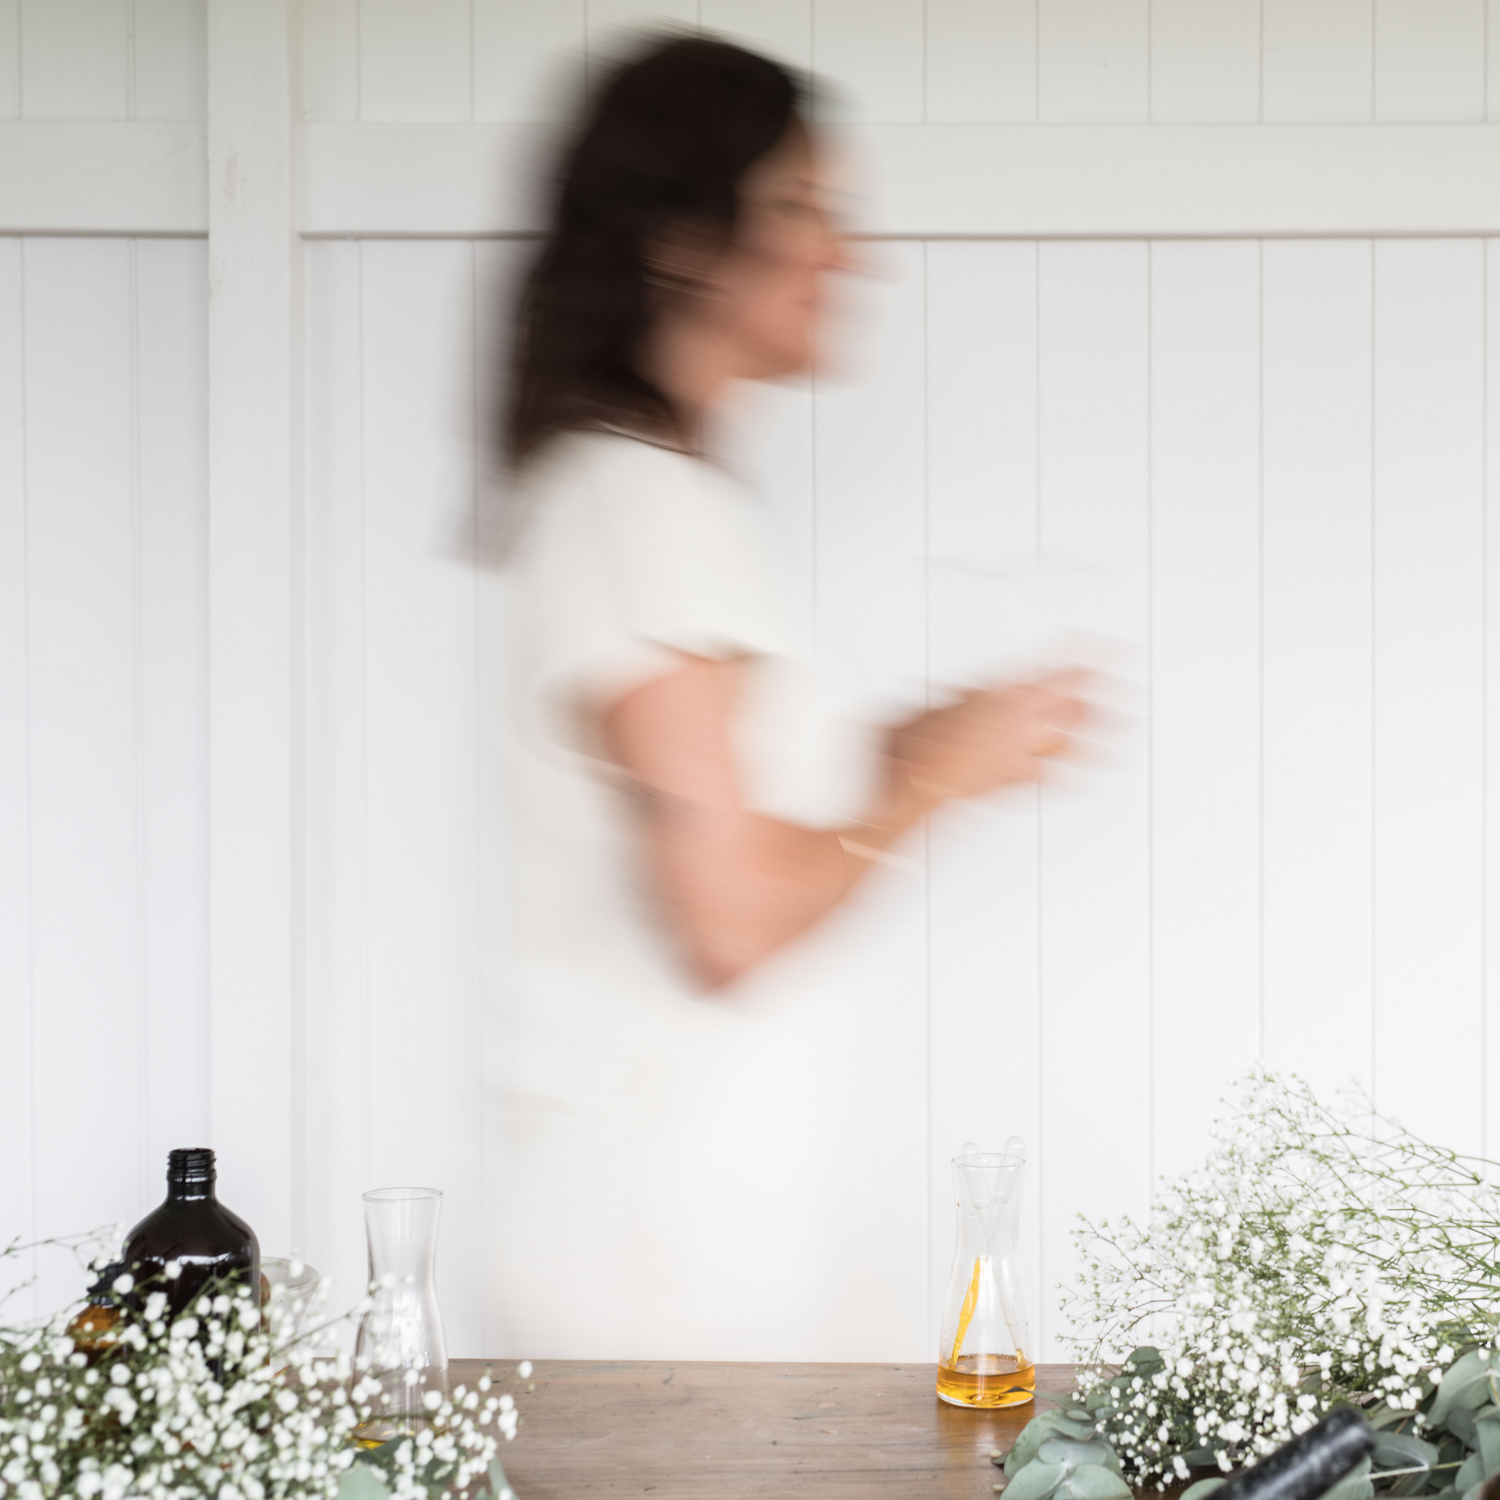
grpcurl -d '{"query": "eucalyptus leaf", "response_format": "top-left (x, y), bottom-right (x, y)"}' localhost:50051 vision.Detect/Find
top-left (1450, 1410), bottom-right (1482, 1449)
top-left (1319, 1455), bottom-right (1373, 1500)
top-left (1056, 1466), bottom-right (1133, 1500)
top-left (1432, 1353), bottom-right (1500, 1427)
top-left (1465, 1474), bottom-right (1500, 1500)
top-left (1008, 1413), bottom-right (1097, 1478)
top-left (1085, 1387), bottom-right (1116, 1416)
top-left (336, 1465), bottom-right (391, 1500)
top-left (1181, 1480), bottom-right (1227, 1500)
top-left (1373, 1432), bottom-right (1439, 1470)
top-left (486, 1457), bottom-right (514, 1500)
top-left (1004, 1459), bottom-right (1069, 1500)
top-left (1037, 1438), bottom-right (1118, 1470)
top-left (1126, 1347), bottom-right (1167, 1374)
top-left (1475, 1411), bottom-right (1500, 1477)
top-left (1374, 1431), bottom-right (1439, 1496)
top-left (1454, 1452), bottom-right (1485, 1493)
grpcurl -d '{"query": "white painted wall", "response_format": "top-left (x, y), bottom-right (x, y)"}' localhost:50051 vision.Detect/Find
top-left (2, 1), bottom-right (1498, 1364)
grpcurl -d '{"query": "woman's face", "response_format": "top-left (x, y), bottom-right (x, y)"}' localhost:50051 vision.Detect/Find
top-left (667, 129), bottom-right (848, 382)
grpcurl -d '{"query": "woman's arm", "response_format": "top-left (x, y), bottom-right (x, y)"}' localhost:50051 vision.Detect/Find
top-left (603, 653), bottom-right (1085, 989)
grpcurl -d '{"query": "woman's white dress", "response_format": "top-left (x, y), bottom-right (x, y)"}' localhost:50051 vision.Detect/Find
top-left (485, 429), bottom-right (928, 1362)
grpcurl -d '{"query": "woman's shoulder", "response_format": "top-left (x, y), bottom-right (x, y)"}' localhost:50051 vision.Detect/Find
top-left (524, 427), bottom-right (737, 503)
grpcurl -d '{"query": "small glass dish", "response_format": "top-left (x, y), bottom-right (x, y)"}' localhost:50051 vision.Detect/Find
top-left (261, 1256), bottom-right (322, 1342)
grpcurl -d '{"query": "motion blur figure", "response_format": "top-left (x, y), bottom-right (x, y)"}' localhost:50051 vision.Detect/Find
top-left (488, 35), bottom-right (1084, 1360)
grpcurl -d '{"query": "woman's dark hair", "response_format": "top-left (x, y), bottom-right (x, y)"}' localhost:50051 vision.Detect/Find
top-left (504, 35), bottom-right (808, 466)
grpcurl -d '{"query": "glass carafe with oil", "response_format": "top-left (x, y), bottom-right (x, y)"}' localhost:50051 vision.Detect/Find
top-left (937, 1138), bottom-right (1034, 1409)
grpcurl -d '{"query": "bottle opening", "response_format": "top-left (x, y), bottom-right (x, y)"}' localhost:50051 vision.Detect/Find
top-left (167, 1147), bottom-right (216, 1185)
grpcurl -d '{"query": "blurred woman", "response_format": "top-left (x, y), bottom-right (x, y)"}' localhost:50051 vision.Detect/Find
top-left (488, 35), bottom-right (1083, 1361)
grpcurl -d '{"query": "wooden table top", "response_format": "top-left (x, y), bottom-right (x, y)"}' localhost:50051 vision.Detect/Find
top-left (454, 1358), bottom-right (1077, 1499)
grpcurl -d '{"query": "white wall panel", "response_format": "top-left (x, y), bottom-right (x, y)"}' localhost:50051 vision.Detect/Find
top-left (922, 240), bottom-right (1044, 1356)
top-left (1374, 0), bottom-right (1484, 123)
top-left (701, 0), bottom-right (811, 73)
top-left (359, 240), bottom-right (485, 1350)
top-left (1035, 241), bottom-right (1151, 1355)
top-left (134, 238), bottom-right (210, 1169)
top-left (1263, 0), bottom-right (1372, 123)
top-left (134, 0), bottom-right (207, 119)
top-left (1370, 240), bottom-right (1486, 1151)
top-left (473, 0), bottom-right (584, 123)
top-left (303, 237), bottom-right (372, 1316)
top-left (1150, 0), bottom-right (1260, 123)
top-left (925, 0), bottom-right (1037, 123)
top-left (0, 239), bottom-right (32, 1307)
top-left (814, 0), bottom-right (924, 123)
top-left (20, 0), bottom-right (128, 119)
top-left (359, 0), bottom-right (471, 121)
top-left (302, 0), bottom-right (359, 121)
top-left (1261, 240), bottom-right (1374, 1099)
top-left (24, 240), bottom-right (144, 1307)
top-left (1487, 240), bottom-right (1500, 1162)
top-left (0, 0), bottom-right (19, 118)
top-left (1038, 0), bottom-right (1148, 123)
top-left (10, 0), bottom-right (1500, 1370)
top-left (1148, 241), bottom-right (1263, 1181)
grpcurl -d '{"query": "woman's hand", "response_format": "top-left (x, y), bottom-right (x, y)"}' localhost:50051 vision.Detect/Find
top-left (885, 669), bottom-right (1090, 807)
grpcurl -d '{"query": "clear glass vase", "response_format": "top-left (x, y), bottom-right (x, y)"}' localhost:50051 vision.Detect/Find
top-left (937, 1138), bottom-right (1034, 1409)
top-left (352, 1187), bottom-right (450, 1445)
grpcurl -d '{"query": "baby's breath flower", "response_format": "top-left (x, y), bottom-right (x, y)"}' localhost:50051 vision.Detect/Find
top-left (1063, 1069), bottom-right (1498, 1483)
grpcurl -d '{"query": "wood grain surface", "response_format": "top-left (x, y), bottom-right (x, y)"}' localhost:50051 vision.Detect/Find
top-left (453, 1359), bottom-right (1079, 1499)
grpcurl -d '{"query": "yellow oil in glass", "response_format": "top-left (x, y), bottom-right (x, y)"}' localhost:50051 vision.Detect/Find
top-left (936, 1353), bottom-right (1036, 1409)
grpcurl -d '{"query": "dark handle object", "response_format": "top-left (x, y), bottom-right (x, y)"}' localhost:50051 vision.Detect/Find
top-left (1214, 1408), bottom-right (1374, 1500)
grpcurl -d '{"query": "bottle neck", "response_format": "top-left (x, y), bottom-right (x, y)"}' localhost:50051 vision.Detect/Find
top-left (165, 1176), bottom-right (217, 1203)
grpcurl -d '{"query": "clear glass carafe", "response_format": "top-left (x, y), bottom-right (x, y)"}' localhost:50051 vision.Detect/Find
top-left (352, 1187), bottom-right (450, 1445)
top-left (937, 1138), bottom-right (1034, 1409)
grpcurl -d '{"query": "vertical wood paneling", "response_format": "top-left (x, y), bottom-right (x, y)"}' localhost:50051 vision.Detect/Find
top-left (134, 0), bottom-right (207, 119)
top-left (814, 0), bottom-right (925, 123)
top-left (1371, 240), bottom-right (1485, 1150)
top-left (1486, 240), bottom-right (1500, 1162)
top-left (19, 0), bottom-right (128, 118)
top-left (1261, 240), bottom-right (1374, 1099)
top-left (134, 239), bottom-right (210, 1169)
top-left (1150, 0), bottom-right (1260, 123)
top-left (23, 240), bottom-right (143, 1307)
top-left (923, 240), bottom-right (1044, 1356)
top-left (1263, 0), bottom-right (1373, 123)
top-left (0, 239), bottom-right (33, 1309)
top-left (303, 238), bottom-right (371, 1313)
top-left (1148, 241), bottom-right (1263, 1180)
top-left (301, 0), bottom-right (359, 121)
top-left (925, 0), bottom-right (1037, 123)
top-left (473, 0), bottom-right (585, 123)
top-left (0, 1), bottom-right (19, 117)
top-left (358, 241), bottom-right (485, 1352)
top-left (700, 0), bottom-right (811, 72)
top-left (1374, 0), bottom-right (1484, 122)
top-left (814, 246), bottom-right (927, 712)
top-left (1038, 0), bottom-right (1149, 123)
top-left (812, 246), bottom-right (930, 1357)
top-left (358, 0), bottom-right (471, 121)
top-left (1036, 241), bottom-right (1151, 1356)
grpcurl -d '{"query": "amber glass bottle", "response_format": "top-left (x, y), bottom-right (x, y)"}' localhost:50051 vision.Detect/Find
top-left (122, 1148), bottom-right (260, 1319)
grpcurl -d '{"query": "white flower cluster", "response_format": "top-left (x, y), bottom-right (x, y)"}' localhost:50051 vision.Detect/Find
top-left (1062, 1070), bottom-right (1500, 1486)
top-left (0, 1259), bottom-right (515, 1500)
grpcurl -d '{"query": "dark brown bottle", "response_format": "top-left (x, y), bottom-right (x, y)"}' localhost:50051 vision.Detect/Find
top-left (123, 1148), bottom-right (260, 1320)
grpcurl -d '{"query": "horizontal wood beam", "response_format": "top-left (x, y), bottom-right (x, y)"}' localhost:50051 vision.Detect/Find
top-left (9, 120), bottom-right (1500, 240)
top-left (0, 122), bottom-right (207, 235)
